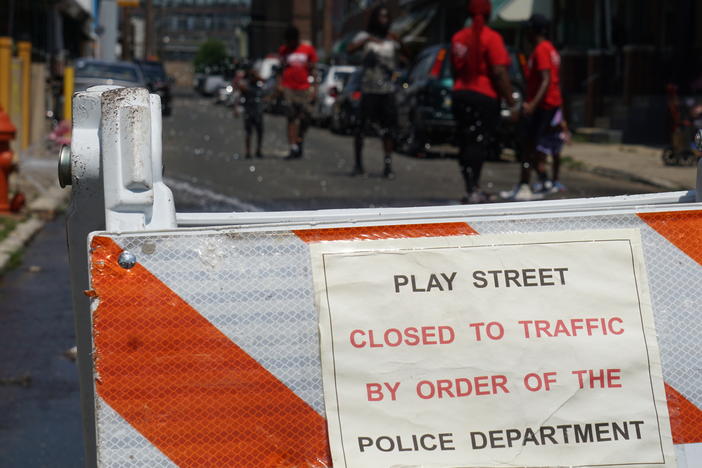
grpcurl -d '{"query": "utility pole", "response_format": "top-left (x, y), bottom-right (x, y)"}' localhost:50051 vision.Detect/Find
top-left (98, 0), bottom-right (118, 61)
top-left (145, 0), bottom-right (155, 59)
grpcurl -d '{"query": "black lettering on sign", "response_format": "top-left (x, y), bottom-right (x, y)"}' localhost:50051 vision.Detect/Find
top-left (394, 273), bottom-right (457, 293)
top-left (357, 434), bottom-right (456, 453)
top-left (471, 268), bottom-right (569, 288)
top-left (468, 421), bottom-right (645, 449)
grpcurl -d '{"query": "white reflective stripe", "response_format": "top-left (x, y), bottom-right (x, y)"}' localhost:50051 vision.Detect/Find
top-left (175, 192), bottom-right (699, 228)
top-left (676, 443), bottom-right (702, 467)
top-left (96, 398), bottom-right (176, 468)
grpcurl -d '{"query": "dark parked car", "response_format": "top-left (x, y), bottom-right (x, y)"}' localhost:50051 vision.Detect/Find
top-left (329, 68), bottom-right (363, 135)
top-left (74, 59), bottom-right (146, 92)
top-left (135, 60), bottom-right (173, 115)
top-left (395, 44), bottom-right (525, 158)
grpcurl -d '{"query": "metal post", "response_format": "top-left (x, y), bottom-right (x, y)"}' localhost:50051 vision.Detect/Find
top-left (61, 85), bottom-right (176, 466)
top-left (98, 0), bottom-right (118, 61)
top-left (0, 37), bottom-right (12, 112)
top-left (17, 41), bottom-right (31, 150)
top-left (63, 66), bottom-right (74, 123)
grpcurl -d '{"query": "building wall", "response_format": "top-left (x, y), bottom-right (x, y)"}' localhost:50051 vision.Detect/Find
top-left (249, 0), bottom-right (291, 58)
top-left (125, 2), bottom-right (250, 62)
top-left (164, 60), bottom-right (194, 87)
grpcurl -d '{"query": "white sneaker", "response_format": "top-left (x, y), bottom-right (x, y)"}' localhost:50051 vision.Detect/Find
top-left (500, 183), bottom-right (543, 201)
top-left (533, 179), bottom-right (553, 194)
top-left (499, 184), bottom-right (522, 199)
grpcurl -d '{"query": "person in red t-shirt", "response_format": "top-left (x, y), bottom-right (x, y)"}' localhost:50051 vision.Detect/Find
top-left (278, 25), bottom-right (318, 159)
top-left (451, 0), bottom-right (518, 204)
top-left (501, 14), bottom-right (564, 200)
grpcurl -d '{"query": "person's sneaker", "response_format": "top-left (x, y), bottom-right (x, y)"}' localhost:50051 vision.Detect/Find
top-left (500, 183), bottom-right (542, 201)
top-left (350, 165), bottom-right (365, 177)
top-left (284, 146), bottom-right (301, 160)
top-left (499, 183), bottom-right (525, 200)
top-left (383, 166), bottom-right (395, 180)
top-left (549, 181), bottom-right (567, 193)
top-left (462, 190), bottom-right (490, 204)
top-left (532, 179), bottom-right (553, 194)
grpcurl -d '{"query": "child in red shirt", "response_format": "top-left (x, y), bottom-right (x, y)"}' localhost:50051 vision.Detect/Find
top-left (501, 14), bottom-right (565, 200)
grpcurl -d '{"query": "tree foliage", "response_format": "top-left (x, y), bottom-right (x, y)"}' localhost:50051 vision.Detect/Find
top-left (193, 39), bottom-right (228, 72)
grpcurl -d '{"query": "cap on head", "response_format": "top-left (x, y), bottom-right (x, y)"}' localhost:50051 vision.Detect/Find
top-left (468, 0), bottom-right (492, 18)
top-left (526, 13), bottom-right (550, 34)
top-left (284, 25), bottom-right (300, 44)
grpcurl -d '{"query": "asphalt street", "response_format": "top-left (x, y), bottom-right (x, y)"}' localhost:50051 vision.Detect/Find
top-left (0, 216), bottom-right (85, 467)
top-left (0, 90), bottom-right (661, 468)
top-left (163, 90), bottom-right (655, 212)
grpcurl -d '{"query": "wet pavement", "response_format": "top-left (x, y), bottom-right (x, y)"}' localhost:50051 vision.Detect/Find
top-left (0, 216), bottom-right (85, 467)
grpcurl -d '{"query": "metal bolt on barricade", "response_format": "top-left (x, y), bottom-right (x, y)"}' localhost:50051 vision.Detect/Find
top-left (117, 251), bottom-right (137, 269)
top-left (58, 145), bottom-right (72, 188)
top-left (62, 85), bottom-right (702, 468)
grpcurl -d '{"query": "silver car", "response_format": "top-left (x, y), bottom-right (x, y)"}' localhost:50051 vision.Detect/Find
top-left (314, 65), bottom-right (357, 126)
top-left (74, 59), bottom-right (147, 92)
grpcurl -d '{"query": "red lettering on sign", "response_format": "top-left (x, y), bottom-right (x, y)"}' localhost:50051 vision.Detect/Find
top-left (416, 375), bottom-right (509, 399)
top-left (350, 326), bottom-right (455, 348)
top-left (519, 318), bottom-right (624, 338)
top-left (572, 369), bottom-right (622, 389)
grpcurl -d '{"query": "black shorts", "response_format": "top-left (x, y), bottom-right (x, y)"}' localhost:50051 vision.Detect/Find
top-left (525, 107), bottom-right (560, 143)
top-left (451, 90), bottom-right (500, 147)
top-left (357, 92), bottom-right (397, 137)
top-left (244, 112), bottom-right (263, 134)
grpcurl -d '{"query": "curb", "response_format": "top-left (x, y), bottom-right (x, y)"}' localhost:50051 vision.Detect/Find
top-left (566, 160), bottom-right (690, 192)
top-left (0, 187), bottom-right (71, 272)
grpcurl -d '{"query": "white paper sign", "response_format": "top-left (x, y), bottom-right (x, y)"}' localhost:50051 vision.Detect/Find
top-left (311, 230), bottom-right (675, 468)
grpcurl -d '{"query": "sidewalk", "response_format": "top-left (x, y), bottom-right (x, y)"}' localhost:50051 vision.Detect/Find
top-left (562, 142), bottom-right (698, 191)
top-left (0, 144), bottom-right (70, 271)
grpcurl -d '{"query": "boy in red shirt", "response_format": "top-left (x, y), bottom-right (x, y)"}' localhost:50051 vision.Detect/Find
top-left (451, 0), bottom-right (518, 203)
top-left (278, 26), bottom-right (318, 159)
top-left (502, 14), bottom-right (564, 200)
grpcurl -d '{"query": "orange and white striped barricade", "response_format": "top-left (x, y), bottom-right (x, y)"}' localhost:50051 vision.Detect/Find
top-left (64, 87), bottom-right (702, 468)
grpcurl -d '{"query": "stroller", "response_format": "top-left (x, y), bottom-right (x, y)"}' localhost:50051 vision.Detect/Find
top-left (662, 84), bottom-right (702, 166)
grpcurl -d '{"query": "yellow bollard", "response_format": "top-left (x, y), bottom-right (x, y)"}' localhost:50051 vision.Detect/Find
top-left (18, 41), bottom-right (31, 150)
top-left (63, 66), bottom-right (74, 125)
top-left (0, 37), bottom-right (11, 113)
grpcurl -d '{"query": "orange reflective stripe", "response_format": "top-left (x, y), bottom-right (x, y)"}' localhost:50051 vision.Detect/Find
top-left (90, 236), bottom-right (331, 467)
top-left (638, 210), bottom-right (702, 266)
top-left (294, 222), bottom-right (477, 243)
top-left (665, 382), bottom-right (702, 444)
top-left (638, 211), bottom-right (702, 443)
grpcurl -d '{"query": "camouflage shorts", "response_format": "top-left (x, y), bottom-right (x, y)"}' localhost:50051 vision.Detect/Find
top-left (282, 88), bottom-right (314, 123)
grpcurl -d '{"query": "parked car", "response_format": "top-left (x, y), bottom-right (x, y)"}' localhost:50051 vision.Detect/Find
top-left (329, 68), bottom-right (363, 135)
top-left (314, 65), bottom-right (357, 126)
top-left (395, 44), bottom-right (524, 158)
top-left (254, 56), bottom-right (281, 81)
top-left (395, 45), bottom-right (454, 155)
top-left (135, 60), bottom-right (172, 115)
top-left (74, 59), bottom-right (146, 92)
